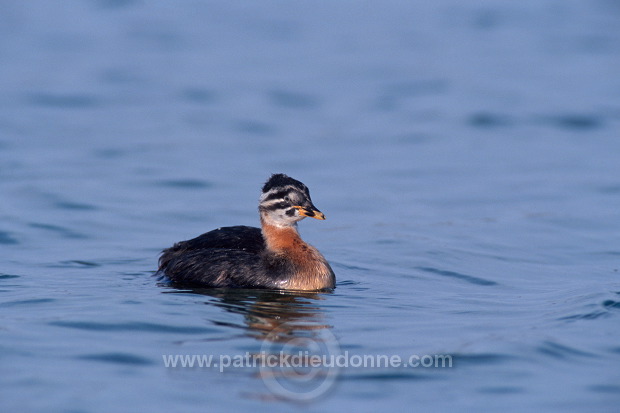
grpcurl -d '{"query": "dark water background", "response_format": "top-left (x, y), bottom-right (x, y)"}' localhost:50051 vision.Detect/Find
top-left (1, 1), bottom-right (620, 411)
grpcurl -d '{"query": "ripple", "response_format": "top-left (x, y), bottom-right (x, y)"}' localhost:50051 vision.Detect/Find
top-left (477, 386), bottom-right (524, 394)
top-left (473, 8), bottom-right (502, 30)
top-left (49, 320), bottom-right (216, 334)
top-left (537, 341), bottom-right (597, 360)
top-left (55, 260), bottom-right (101, 268)
top-left (602, 299), bottom-right (620, 310)
top-left (0, 274), bottom-right (20, 279)
top-left (597, 184), bottom-right (620, 194)
top-left (544, 114), bottom-right (604, 130)
top-left (451, 353), bottom-right (516, 366)
top-left (155, 179), bottom-right (213, 189)
top-left (53, 201), bottom-right (98, 211)
top-left (416, 266), bottom-right (498, 286)
top-left (95, 0), bottom-right (139, 10)
top-left (375, 79), bottom-right (448, 111)
top-left (92, 148), bottom-right (126, 159)
top-left (588, 384), bottom-right (620, 394)
top-left (609, 346), bottom-right (620, 355)
top-left (0, 298), bottom-right (55, 308)
top-left (78, 352), bottom-right (154, 366)
top-left (332, 262), bottom-right (372, 273)
top-left (28, 223), bottom-right (87, 239)
top-left (0, 231), bottom-right (18, 245)
top-left (180, 87), bottom-right (218, 104)
top-left (26, 93), bottom-right (102, 109)
top-left (341, 371), bottom-right (433, 381)
top-left (558, 311), bottom-right (609, 322)
top-left (336, 279), bottom-right (363, 286)
top-left (268, 90), bottom-right (320, 109)
top-left (468, 112), bottom-right (513, 128)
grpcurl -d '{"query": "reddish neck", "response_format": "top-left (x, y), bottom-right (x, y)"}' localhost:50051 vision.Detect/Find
top-left (260, 219), bottom-right (305, 253)
top-left (259, 216), bottom-right (335, 290)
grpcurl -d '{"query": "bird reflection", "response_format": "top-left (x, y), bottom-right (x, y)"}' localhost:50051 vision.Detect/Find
top-left (175, 287), bottom-right (332, 341)
top-left (162, 286), bottom-right (339, 400)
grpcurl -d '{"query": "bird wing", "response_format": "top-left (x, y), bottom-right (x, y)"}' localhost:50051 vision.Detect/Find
top-left (158, 226), bottom-right (265, 272)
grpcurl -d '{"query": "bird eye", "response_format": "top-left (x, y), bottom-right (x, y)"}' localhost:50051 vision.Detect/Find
top-left (284, 195), bottom-right (291, 203)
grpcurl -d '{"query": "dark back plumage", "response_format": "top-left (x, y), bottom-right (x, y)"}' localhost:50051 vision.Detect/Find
top-left (158, 173), bottom-right (334, 290)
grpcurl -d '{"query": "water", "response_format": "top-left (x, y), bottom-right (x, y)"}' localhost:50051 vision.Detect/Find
top-left (1, 0), bottom-right (620, 411)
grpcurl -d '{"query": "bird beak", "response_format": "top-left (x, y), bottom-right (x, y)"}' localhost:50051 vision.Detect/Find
top-left (293, 205), bottom-right (326, 220)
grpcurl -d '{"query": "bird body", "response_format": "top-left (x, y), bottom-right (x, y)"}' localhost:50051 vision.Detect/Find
top-left (158, 174), bottom-right (335, 290)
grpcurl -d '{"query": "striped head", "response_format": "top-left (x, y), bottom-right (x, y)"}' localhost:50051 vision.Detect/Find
top-left (259, 174), bottom-right (325, 227)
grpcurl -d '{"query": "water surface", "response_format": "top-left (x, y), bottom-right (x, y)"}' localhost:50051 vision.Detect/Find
top-left (1, 1), bottom-right (620, 412)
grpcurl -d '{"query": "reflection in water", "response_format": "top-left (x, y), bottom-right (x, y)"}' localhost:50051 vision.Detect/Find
top-left (183, 287), bottom-right (330, 338)
top-left (169, 287), bottom-right (339, 401)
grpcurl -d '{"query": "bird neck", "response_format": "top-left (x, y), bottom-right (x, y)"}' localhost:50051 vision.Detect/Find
top-left (260, 217), bottom-right (335, 290)
top-left (260, 218), bottom-right (304, 252)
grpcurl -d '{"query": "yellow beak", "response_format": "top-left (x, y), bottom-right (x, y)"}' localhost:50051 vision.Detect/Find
top-left (292, 205), bottom-right (326, 220)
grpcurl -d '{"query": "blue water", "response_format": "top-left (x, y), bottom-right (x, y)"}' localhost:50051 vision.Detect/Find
top-left (2, 1), bottom-right (620, 411)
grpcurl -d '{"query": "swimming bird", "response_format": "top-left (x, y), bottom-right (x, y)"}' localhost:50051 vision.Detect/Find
top-left (158, 174), bottom-right (335, 290)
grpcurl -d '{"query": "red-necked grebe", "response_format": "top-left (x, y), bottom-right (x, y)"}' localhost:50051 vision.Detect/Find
top-left (158, 174), bottom-right (335, 290)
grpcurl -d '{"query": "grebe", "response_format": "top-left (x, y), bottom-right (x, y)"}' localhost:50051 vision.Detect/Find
top-left (158, 174), bottom-right (335, 290)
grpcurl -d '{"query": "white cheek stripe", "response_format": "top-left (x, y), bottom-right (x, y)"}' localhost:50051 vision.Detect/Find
top-left (259, 185), bottom-right (298, 205)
